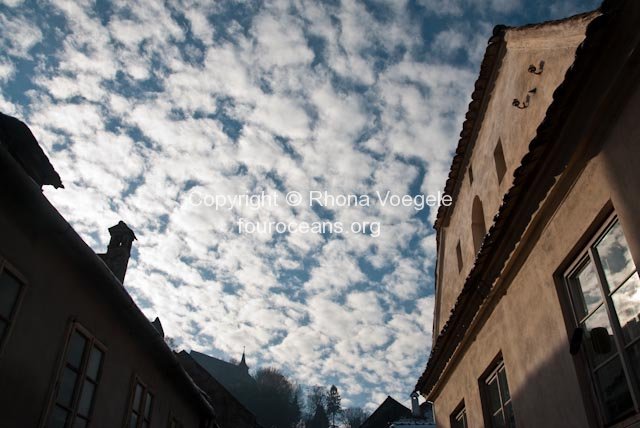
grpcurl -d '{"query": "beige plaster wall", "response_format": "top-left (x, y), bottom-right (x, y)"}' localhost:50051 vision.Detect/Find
top-left (431, 60), bottom-right (640, 428)
top-left (436, 16), bottom-right (594, 332)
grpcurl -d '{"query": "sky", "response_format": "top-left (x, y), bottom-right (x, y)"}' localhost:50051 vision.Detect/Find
top-left (0, 0), bottom-right (600, 412)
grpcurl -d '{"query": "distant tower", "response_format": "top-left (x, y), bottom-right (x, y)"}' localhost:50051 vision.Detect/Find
top-left (99, 221), bottom-right (136, 283)
top-left (238, 347), bottom-right (248, 373)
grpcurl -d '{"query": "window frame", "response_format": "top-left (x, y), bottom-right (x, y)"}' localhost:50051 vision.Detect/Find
top-left (450, 400), bottom-right (467, 428)
top-left (480, 357), bottom-right (516, 428)
top-left (44, 321), bottom-right (107, 428)
top-left (0, 258), bottom-right (28, 358)
top-left (563, 215), bottom-right (640, 425)
top-left (125, 376), bottom-right (155, 428)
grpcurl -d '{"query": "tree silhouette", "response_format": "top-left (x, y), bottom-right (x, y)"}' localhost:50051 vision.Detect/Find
top-left (306, 385), bottom-right (327, 416)
top-left (254, 367), bottom-right (301, 428)
top-left (326, 385), bottom-right (342, 428)
top-left (308, 403), bottom-right (329, 428)
top-left (343, 407), bottom-right (368, 428)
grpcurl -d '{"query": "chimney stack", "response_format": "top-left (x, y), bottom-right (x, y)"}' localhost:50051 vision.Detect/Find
top-left (410, 391), bottom-right (421, 418)
top-left (99, 221), bottom-right (136, 283)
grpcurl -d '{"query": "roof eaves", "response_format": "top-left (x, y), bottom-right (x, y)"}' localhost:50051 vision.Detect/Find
top-left (417, 4), bottom-right (612, 396)
top-left (433, 10), bottom-right (601, 231)
top-left (434, 26), bottom-right (507, 230)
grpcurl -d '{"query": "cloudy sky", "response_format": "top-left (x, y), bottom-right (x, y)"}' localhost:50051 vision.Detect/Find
top-left (1, 0), bottom-right (599, 411)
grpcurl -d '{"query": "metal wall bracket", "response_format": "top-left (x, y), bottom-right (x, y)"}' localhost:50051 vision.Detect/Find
top-left (528, 60), bottom-right (545, 74)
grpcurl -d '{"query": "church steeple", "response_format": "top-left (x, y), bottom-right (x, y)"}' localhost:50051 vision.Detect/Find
top-left (238, 347), bottom-right (248, 372)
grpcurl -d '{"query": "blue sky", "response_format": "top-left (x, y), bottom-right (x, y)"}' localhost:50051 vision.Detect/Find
top-left (0, 0), bottom-right (599, 411)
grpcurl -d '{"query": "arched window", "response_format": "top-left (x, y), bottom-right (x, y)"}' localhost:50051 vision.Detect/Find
top-left (472, 196), bottom-right (487, 254)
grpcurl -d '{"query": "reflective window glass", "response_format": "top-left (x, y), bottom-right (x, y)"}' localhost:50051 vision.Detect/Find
top-left (611, 273), bottom-right (640, 344)
top-left (570, 260), bottom-right (602, 320)
top-left (595, 221), bottom-right (635, 290)
top-left (594, 357), bottom-right (634, 422)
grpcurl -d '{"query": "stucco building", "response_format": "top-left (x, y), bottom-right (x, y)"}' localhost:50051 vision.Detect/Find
top-left (416, 1), bottom-right (640, 427)
top-left (0, 112), bottom-right (216, 427)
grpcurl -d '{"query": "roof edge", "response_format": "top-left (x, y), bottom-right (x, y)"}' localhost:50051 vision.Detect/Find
top-left (417, 0), bottom-right (621, 396)
top-left (433, 9), bottom-right (600, 231)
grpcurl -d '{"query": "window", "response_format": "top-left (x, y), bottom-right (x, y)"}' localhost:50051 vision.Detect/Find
top-left (48, 325), bottom-right (105, 428)
top-left (456, 240), bottom-right (463, 273)
top-left (450, 402), bottom-right (467, 428)
top-left (468, 163), bottom-right (474, 185)
top-left (481, 359), bottom-right (515, 428)
top-left (565, 217), bottom-right (640, 424)
top-left (471, 196), bottom-right (487, 254)
top-left (0, 265), bottom-right (25, 351)
top-left (494, 139), bottom-right (507, 184)
top-left (127, 378), bottom-right (154, 428)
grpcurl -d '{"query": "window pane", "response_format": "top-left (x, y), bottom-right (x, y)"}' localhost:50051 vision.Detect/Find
top-left (86, 347), bottom-right (103, 381)
top-left (611, 273), bottom-right (640, 344)
top-left (491, 409), bottom-right (506, 428)
top-left (594, 356), bottom-right (634, 423)
top-left (0, 270), bottom-right (21, 319)
top-left (144, 392), bottom-right (152, 418)
top-left (67, 331), bottom-right (87, 369)
top-left (628, 341), bottom-right (640, 386)
top-left (498, 368), bottom-right (511, 402)
top-left (452, 409), bottom-right (466, 428)
top-left (569, 260), bottom-right (602, 320)
top-left (58, 367), bottom-right (78, 408)
top-left (595, 221), bottom-right (635, 290)
top-left (583, 305), bottom-right (616, 367)
top-left (133, 383), bottom-right (143, 411)
top-left (504, 402), bottom-right (516, 428)
top-left (77, 380), bottom-right (95, 417)
top-left (129, 413), bottom-right (138, 428)
top-left (486, 377), bottom-right (502, 413)
top-left (49, 405), bottom-right (69, 428)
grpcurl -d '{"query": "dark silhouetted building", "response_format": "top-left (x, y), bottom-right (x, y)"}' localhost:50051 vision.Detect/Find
top-left (190, 350), bottom-right (258, 412)
top-left (360, 396), bottom-right (412, 428)
top-left (177, 351), bottom-right (260, 428)
top-left (0, 114), bottom-right (216, 427)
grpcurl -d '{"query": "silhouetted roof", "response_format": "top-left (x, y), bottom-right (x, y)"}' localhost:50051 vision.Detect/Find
top-left (190, 350), bottom-right (257, 410)
top-left (360, 396), bottom-right (412, 428)
top-left (177, 351), bottom-right (259, 428)
top-left (0, 112), bottom-right (63, 189)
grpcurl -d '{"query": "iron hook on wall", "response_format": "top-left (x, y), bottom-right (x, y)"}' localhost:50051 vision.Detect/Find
top-left (513, 88), bottom-right (537, 109)
top-left (512, 95), bottom-right (530, 109)
top-left (528, 60), bottom-right (545, 74)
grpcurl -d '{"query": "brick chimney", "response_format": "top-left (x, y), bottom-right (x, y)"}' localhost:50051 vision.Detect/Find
top-left (99, 221), bottom-right (136, 283)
